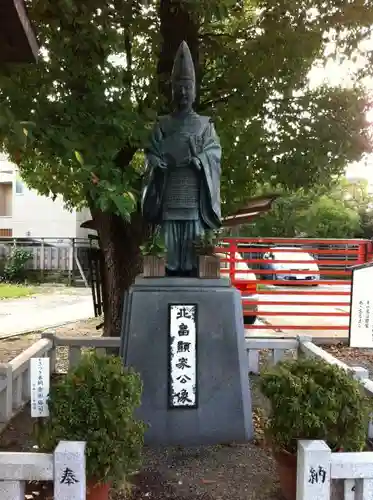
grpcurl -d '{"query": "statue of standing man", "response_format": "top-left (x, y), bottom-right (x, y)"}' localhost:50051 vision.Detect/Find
top-left (142, 41), bottom-right (222, 277)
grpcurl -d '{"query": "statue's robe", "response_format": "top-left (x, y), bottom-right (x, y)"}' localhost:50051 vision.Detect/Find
top-left (142, 111), bottom-right (221, 273)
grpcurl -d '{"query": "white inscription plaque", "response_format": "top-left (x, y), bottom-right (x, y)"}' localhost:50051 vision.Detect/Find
top-left (169, 304), bottom-right (197, 408)
top-left (30, 357), bottom-right (50, 417)
top-left (349, 263), bottom-right (373, 348)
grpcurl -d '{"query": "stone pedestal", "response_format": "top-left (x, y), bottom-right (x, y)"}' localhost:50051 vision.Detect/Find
top-left (120, 277), bottom-right (253, 446)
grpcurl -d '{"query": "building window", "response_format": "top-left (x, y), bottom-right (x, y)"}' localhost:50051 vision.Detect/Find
top-left (0, 183), bottom-right (12, 216)
top-left (15, 177), bottom-right (24, 194)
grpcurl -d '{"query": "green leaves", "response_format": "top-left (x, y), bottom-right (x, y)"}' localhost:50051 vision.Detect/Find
top-left (242, 178), bottom-right (368, 238)
top-left (260, 357), bottom-right (373, 454)
top-left (74, 151), bottom-right (84, 165)
top-left (109, 191), bottom-right (137, 220)
top-left (36, 352), bottom-right (146, 484)
top-left (1, 247), bottom-right (32, 283)
top-left (140, 227), bottom-right (166, 257)
top-left (0, 0), bottom-right (372, 219)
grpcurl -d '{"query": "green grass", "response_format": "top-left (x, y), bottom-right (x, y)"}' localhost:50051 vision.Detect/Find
top-left (0, 283), bottom-right (35, 299)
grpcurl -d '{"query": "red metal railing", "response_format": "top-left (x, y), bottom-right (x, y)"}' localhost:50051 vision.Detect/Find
top-left (218, 237), bottom-right (373, 339)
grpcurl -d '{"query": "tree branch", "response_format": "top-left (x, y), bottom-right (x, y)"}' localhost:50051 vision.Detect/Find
top-left (199, 32), bottom-right (236, 39)
top-left (198, 92), bottom-right (236, 110)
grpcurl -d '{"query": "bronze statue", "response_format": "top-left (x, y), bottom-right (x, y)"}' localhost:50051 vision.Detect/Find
top-left (142, 41), bottom-right (221, 276)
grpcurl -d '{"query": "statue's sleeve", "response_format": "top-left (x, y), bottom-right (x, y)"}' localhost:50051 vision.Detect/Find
top-left (141, 121), bottom-right (167, 224)
top-left (194, 120), bottom-right (222, 229)
top-left (145, 121), bottom-right (164, 170)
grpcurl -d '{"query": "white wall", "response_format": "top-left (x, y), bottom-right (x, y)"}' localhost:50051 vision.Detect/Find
top-left (0, 161), bottom-right (92, 239)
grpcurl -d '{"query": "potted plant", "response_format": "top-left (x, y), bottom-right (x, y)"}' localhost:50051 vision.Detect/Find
top-left (259, 357), bottom-right (372, 500)
top-left (36, 351), bottom-right (146, 500)
top-left (194, 229), bottom-right (221, 278)
top-left (140, 226), bottom-right (166, 277)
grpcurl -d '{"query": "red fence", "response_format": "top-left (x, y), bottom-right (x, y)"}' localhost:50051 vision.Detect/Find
top-left (218, 237), bottom-right (373, 339)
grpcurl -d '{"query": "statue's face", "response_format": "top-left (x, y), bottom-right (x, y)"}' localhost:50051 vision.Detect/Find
top-left (172, 78), bottom-right (195, 111)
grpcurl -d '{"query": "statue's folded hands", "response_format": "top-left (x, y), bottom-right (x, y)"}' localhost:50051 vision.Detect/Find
top-left (148, 153), bottom-right (167, 171)
top-left (190, 157), bottom-right (201, 171)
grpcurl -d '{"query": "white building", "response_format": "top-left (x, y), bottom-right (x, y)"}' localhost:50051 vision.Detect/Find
top-left (0, 158), bottom-right (92, 240)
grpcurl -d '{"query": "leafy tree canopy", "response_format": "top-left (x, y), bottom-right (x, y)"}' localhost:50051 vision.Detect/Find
top-left (242, 178), bottom-right (371, 238)
top-left (0, 0), bottom-right (372, 218)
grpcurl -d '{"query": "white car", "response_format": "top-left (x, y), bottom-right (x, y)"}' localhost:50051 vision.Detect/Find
top-left (262, 247), bottom-right (320, 284)
top-left (218, 251), bottom-right (258, 324)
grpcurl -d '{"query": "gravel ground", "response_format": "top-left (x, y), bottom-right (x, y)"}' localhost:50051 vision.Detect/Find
top-left (1, 327), bottom-right (373, 500)
top-left (323, 344), bottom-right (373, 376)
top-left (0, 317), bottom-right (102, 364)
top-left (0, 389), bottom-right (278, 500)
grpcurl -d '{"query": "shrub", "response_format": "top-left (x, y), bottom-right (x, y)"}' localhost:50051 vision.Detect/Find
top-left (3, 247), bottom-right (32, 282)
top-left (36, 352), bottom-right (146, 485)
top-left (193, 229), bottom-right (220, 256)
top-left (260, 356), bottom-right (373, 454)
top-left (140, 226), bottom-right (166, 257)
top-left (0, 258), bottom-right (5, 281)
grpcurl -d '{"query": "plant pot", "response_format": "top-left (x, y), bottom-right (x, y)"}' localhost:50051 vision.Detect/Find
top-left (198, 255), bottom-right (220, 278)
top-left (143, 255), bottom-right (165, 277)
top-left (273, 448), bottom-right (343, 500)
top-left (87, 480), bottom-right (111, 500)
top-left (273, 449), bottom-right (297, 500)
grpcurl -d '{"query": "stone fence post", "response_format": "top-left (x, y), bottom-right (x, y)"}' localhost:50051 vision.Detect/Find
top-left (296, 440), bottom-right (331, 500)
top-left (0, 441), bottom-right (86, 500)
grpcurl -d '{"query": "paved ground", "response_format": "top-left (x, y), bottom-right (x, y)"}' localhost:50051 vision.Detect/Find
top-left (0, 282), bottom-right (351, 341)
top-left (251, 283), bottom-right (351, 340)
top-left (0, 287), bottom-right (94, 338)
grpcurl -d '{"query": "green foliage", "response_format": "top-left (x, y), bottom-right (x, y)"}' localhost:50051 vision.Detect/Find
top-left (304, 195), bottom-right (361, 238)
top-left (0, 0), bottom-right (372, 217)
top-left (139, 227), bottom-right (166, 257)
top-left (357, 208), bottom-right (373, 239)
top-left (36, 352), bottom-right (146, 485)
top-left (1, 248), bottom-right (32, 283)
top-left (194, 229), bottom-right (220, 256)
top-left (0, 258), bottom-right (5, 278)
top-left (243, 178), bottom-right (366, 238)
top-left (260, 357), bottom-right (373, 454)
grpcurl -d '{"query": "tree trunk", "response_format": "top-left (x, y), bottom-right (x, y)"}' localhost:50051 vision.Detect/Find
top-left (157, 0), bottom-right (200, 110)
top-left (92, 208), bottom-right (148, 337)
top-left (89, 2), bottom-right (200, 337)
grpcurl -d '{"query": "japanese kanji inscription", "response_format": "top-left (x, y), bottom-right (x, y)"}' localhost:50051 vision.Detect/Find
top-left (169, 304), bottom-right (197, 408)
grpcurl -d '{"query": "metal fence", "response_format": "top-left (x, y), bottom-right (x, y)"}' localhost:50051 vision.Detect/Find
top-left (0, 237), bottom-right (99, 285)
top-left (220, 237), bottom-right (373, 338)
top-left (0, 237), bottom-right (98, 271)
top-left (1, 236), bottom-right (372, 336)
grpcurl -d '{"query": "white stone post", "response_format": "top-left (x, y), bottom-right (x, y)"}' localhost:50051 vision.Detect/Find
top-left (54, 441), bottom-right (86, 500)
top-left (351, 366), bottom-right (373, 439)
top-left (247, 349), bottom-right (259, 374)
top-left (0, 481), bottom-right (24, 500)
top-left (355, 479), bottom-right (373, 500)
top-left (296, 440), bottom-right (331, 500)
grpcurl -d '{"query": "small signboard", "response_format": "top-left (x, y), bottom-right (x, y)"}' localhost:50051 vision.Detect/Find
top-left (54, 441), bottom-right (86, 500)
top-left (30, 357), bottom-right (50, 417)
top-left (349, 262), bottom-right (373, 348)
top-left (168, 304), bottom-right (198, 408)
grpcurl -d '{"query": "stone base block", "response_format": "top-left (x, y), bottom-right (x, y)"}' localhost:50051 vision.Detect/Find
top-left (120, 277), bottom-right (253, 446)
